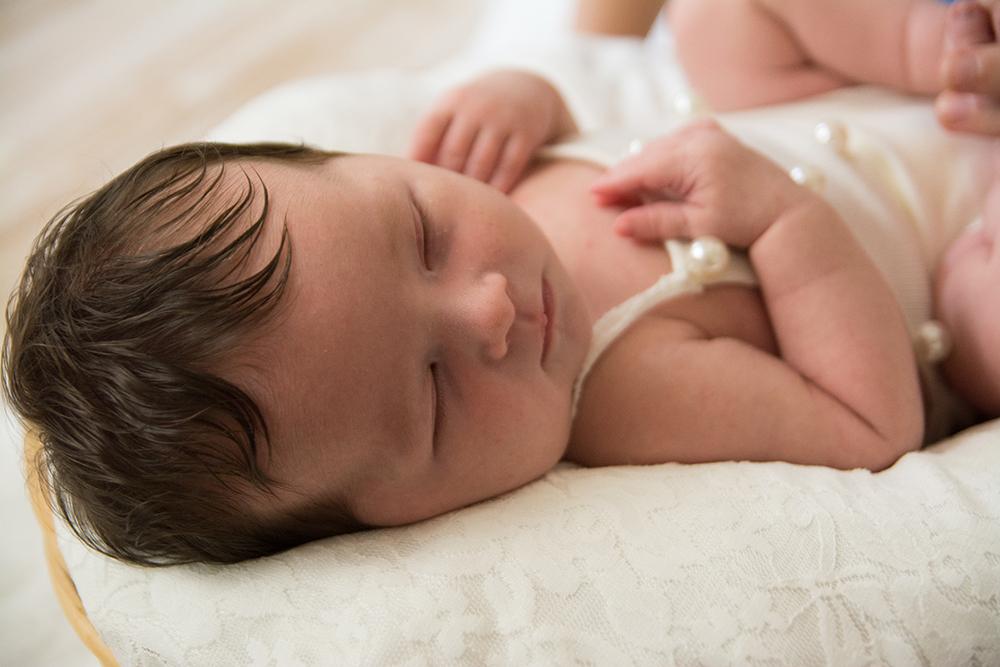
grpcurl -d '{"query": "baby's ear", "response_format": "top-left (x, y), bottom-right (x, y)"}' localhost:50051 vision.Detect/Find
top-left (945, 1), bottom-right (994, 50)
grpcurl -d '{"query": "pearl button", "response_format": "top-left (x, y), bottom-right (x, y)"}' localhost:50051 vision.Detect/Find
top-left (672, 93), bottom-right (695, 116)
top-left (687, 236), bottom-right (730, 279)
top-left (814, 121), bottom-right (849, 155)
top-left (914, 320), bottom-right (952, 364)
top-left (788, 164), bottom-right (826, 193)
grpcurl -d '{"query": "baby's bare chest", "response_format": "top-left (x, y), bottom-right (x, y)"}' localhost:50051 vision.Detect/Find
top-left (512, 159), bottom-right (777, 353)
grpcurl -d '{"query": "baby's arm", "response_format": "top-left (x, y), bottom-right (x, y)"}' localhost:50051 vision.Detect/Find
top-left (579, 123), bottom-right (923, 470)
top-left (409, 71), bottom-right (578, 192)
top-left (670, 0), bottom-right (948, 110)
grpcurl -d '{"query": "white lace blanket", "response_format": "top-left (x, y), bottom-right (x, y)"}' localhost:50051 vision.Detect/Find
top-left (61, 423), bottom-right (1000, 665)
top-left (59, 32), bottom-right (1000, 666)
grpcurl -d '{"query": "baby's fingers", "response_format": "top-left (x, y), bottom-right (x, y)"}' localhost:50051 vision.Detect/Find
top-left (489, 135), bottom-right (534, 193)
top-left (409, 110), bottom-right (452, 163)
top-left (613, 202), bottom-right (690, 242)
top-left (943, 45), bottom-right (1000, 93)
top-left (436, 119), bottom-right (479, 173)
top-left (936, 90), bottom-right (1000, 135)
top-left (464, 130), bottom-right (505, 183)
top-left (590, 150), bottom-right (686, 205)
top-left (590, 164), bottom-right (649, 204)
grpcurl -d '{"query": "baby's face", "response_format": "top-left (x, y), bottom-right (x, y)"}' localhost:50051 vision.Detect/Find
top-left (934, 188), bottom-right (1000, 414)
top-left (233, 155), bottom-right (592, 527)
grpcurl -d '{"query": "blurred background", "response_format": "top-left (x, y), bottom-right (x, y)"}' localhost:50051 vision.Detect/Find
top-left (0, 1), bottom-right (495, 664)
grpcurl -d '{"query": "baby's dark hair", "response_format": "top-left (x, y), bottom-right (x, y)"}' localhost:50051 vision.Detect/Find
top-left (3, 141), bottom-right (367, 566)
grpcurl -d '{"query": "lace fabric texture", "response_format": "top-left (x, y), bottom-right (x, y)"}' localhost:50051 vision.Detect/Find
top-left (60, 421), bottom-right (1000, 665)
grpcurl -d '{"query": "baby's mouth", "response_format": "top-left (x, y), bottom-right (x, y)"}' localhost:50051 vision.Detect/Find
top-left (541, 277), bottom-right (554, 364)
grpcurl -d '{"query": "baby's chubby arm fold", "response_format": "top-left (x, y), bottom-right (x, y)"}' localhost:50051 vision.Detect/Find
top-left (568, 316), bottom-right (918, 471)
top-left (583, 122), bottom-right (923, 470)
top-left (408, 70), bottom-right (578, 192)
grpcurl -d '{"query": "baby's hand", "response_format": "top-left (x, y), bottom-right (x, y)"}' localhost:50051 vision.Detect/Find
top-left (590, 120), bottom-right (816, 248)
top-left (937, 0), bottom-right (1000, 135)
top-left (408, 70), bottom-right (577, 193)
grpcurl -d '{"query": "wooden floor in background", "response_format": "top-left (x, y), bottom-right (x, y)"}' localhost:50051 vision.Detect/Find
top-left (0, 0), bottom-right (486, 339)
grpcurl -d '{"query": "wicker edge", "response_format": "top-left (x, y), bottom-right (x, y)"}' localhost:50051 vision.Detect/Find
top-left (23, 429), bottom-right (119, 667)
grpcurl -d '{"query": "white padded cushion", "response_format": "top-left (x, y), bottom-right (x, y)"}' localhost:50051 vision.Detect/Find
top-left (60, 37), bottom-right (1000, 665)
top-left (62, 422), bottom-right (1000, 665)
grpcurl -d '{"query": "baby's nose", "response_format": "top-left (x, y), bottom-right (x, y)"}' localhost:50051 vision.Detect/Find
top-left (462, 272), bottom-right (515, 361)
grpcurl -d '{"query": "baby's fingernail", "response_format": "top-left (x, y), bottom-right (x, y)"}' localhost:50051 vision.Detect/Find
top-left (937, 91), bottom-right (978, 121)
top-left (612, 217), bottom-right (632, 235)
top-left (947, 51), bottom-right (981, 88)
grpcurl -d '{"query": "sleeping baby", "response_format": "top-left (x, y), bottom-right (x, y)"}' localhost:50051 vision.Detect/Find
top-left (3, 0), bottom-right (997, 565)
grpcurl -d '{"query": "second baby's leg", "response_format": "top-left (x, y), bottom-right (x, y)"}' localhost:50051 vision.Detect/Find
top-left (668, 0), bottom-right (849, 111)
top-left (670, 0), bottom-right (948, 111)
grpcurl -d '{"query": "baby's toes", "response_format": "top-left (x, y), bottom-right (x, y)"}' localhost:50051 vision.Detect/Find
top-left (946, 1), bottom-right (994, 50)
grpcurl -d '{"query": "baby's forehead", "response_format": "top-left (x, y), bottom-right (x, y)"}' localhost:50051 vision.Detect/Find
top-left (233, 156), bottom-right (418, 428)
top-left (174, 159), bottom-right (326, 276)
